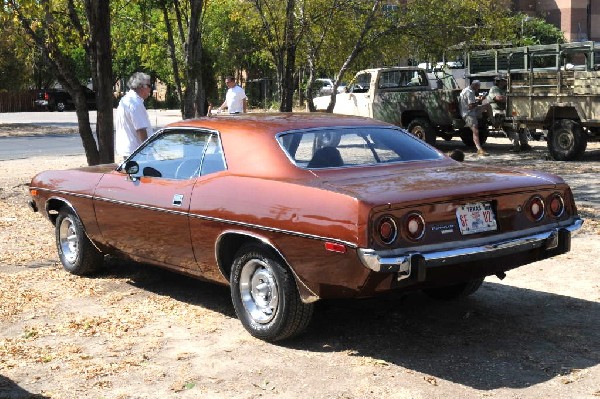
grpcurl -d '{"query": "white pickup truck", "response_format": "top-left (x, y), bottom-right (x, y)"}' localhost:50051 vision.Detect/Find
top-left (313, 67), bottom-right (481, 146)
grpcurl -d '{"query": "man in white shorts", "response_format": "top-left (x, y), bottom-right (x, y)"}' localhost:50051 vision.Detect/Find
top-left (459, 80), bottom-right (489, 156)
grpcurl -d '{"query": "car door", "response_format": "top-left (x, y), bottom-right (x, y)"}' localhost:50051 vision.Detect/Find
top-left (93, 129), bottom-right (213, 269)
top-left (342, 72), bottom-right (373, 118)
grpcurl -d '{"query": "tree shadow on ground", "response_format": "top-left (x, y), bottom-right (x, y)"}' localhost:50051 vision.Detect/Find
top-left (292, 281), bottom-right (600, 390)
top-left (95, 260), bottom-right (599, 391)
top-left (0, 375), bottom-right (50, 399)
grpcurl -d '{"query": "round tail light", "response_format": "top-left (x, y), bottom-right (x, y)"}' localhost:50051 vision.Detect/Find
top-left (528, 196), bottom-right (545, 221)
top-left (377, 216), bottom-right (397, 245)
top-left (405, 212), bottom-right (425, 241)
top-left (548, 193), bottom-right (565, 218)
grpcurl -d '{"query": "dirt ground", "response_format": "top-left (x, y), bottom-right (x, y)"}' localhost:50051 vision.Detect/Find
top-left (1, 124), bottom-right (599, 399)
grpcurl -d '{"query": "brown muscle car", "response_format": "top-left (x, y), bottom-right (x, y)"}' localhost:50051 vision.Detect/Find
top-left (28, 113), bottom-right (583, 341)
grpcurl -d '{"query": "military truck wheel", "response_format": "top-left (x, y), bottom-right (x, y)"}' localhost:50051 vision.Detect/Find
top-left (459, 126), bottom-right (488, 147)
top-left (547, 119), bottom-right (587, 161)
top-left (407, 118), bottom-right (436, 146)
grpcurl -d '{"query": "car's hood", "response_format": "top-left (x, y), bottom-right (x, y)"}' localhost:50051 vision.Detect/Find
top-left (311, 162), bottom-right (564, 207)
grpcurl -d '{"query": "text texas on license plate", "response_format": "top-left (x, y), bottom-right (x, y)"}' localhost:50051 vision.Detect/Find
top-left (456, 202), bottom-right (497, 235)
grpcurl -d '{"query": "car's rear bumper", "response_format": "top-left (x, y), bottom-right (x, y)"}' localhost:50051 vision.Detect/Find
top-left (357, 218), bottom-right (583, 281)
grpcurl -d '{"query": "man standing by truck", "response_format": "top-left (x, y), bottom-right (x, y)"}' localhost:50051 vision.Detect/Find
top-left (459, 80), bottom-right (489, 156)
top-left (487, 76), bottom-right (532, 152)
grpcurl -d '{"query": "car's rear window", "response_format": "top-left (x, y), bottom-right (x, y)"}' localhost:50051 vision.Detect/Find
top-left (277, 126), bottom-right (442, 169)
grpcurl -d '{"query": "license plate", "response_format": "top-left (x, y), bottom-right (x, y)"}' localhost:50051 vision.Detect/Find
top-left (456, 202), bottom-right (497, 235)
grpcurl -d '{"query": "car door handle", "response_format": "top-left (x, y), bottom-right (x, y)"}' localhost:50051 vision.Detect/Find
top-left (173, 194), bottom-right (184, 207)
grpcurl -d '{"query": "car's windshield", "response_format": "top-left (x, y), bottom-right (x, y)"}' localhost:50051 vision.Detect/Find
top-left (278, 126), bottom-right (442, 169)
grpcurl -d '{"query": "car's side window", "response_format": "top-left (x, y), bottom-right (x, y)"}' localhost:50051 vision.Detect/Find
top-left (129, 130), bottom-right (212, 180)
top-left (350, 73), bottom-right (371, 93)
top-left (200, 135), bottom-right (226, 175)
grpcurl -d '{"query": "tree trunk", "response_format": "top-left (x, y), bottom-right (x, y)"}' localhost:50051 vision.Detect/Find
top-left (183, 0), bottom-right (205, 119)
top-left (161, 1), bottom-right (184, 117)
top-left (87, 0), bottom-right (114, 164)
top-left (280, 0), bottom-right (296, 112)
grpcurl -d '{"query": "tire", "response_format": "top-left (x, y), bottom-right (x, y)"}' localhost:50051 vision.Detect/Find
top-left (55, 207), bottom-right (103, 275)
top-left (423, 278), bottom-right (484, 300)
top-left (459, 126), bottom-right (488, 147)
top-left (442, 133), bottom-right (453, 141)
top-left (407, 118), bottom-right (437, 146)
top-left (230, 243), bottom-right (314, 341)
top-left (547, 119), bottom-right (587, 161)
top-left (56, 101), bottom-right (67, 112)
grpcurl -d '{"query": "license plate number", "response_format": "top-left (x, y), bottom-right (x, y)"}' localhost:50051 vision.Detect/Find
top-left (456, 202), bottom-right (497, 235)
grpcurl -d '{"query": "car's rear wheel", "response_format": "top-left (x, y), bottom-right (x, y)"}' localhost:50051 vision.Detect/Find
top-left (423, 277), bottom-right (484, 300)
top-left (230, 243), bottom-right (313, 341)
top-left (55, 207), bottom-right (103, 275)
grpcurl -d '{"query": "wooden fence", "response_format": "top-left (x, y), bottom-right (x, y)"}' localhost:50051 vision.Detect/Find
top-left (0, 91), bottom-right (38, 113)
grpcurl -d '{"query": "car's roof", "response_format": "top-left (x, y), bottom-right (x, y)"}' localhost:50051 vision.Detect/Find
top-left (166, 112), bottom-right (390, 133)
top-left (164, 113), bottom-right (395, 180)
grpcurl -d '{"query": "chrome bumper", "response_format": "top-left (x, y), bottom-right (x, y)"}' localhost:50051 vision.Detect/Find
top-left (358, 218), bottom-right (583, 281)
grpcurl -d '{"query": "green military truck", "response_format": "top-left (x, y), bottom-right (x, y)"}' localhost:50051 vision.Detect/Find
top-left (313, 67), bottom-right (481, 146)
top-left (467, 41), bottom-right (600, 161)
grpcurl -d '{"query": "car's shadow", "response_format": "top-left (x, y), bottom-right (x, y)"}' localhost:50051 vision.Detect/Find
top-left (98, 259), bottom-right (599, 391)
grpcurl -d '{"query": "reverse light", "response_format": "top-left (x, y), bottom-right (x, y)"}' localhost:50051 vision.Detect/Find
top-left (405, 212), bottom-right (425, 241)
top-left (528, 196), bottom-right (545, 221)
top-left (377, 216), bottom-right (397, 245)
top-left (548, 193), bottom-right (565, 218)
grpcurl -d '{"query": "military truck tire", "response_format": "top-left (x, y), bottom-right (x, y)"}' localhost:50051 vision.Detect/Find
top-left (407, 118), bottom-right (437, 146)
top-left (459, 126), bottom-right (488, 147)
top-left (548, 119), bottom-right (587, 161)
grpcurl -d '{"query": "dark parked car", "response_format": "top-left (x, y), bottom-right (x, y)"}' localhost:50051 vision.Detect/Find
top-left (34, 86), bottom-right (96, 112)
top-left (28, 113), bottom-right (583, 341)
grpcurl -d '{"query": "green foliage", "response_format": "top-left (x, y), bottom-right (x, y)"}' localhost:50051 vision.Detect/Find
top-left (513, 14), bottom-right (565, 46)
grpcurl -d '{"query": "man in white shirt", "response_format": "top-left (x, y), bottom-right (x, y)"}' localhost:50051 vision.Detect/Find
top-left (115, 72), bottom-right (153, 160)
top-left (218, 76), bottom-right (247, 114)
top-left (459, 80), bottom-right (488, 156)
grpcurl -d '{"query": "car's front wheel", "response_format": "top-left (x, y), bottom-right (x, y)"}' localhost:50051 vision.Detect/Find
top-left (55, 207), bottom-right (103, 275)
top-left (230, 244), bottom-right (313, 341)
top-left (423, 277), bottom-right (484, 300)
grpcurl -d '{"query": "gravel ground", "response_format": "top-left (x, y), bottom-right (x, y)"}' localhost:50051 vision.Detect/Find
top-left (1, 124), bottom-right (599, 399)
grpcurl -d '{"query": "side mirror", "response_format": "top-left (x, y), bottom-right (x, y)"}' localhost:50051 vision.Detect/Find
top-left (123, 160), bottom-right (140, 180)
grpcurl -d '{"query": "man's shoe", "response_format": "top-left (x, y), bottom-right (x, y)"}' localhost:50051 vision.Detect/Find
top-left (510, 146), bottom-right (521, 152)
top-left (520, 144), bottom-right (533, 151)
top-left (477, 149), bottom-right (490, 156)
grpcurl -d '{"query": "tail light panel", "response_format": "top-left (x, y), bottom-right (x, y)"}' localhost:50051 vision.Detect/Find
top-left (527, 196), bottom-right (545, 221)
top-left (376, 216), bottom-right (397, 245)
top-left (547, 193), bottom-right (565, 218)
top-left (404, 212), bottom-right (425, 241)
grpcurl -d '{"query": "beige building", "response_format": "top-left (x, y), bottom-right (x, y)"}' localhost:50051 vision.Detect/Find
top-left (513, 0), bottom-right (600, 41)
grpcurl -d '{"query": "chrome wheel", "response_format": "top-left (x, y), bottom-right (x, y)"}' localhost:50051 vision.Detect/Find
top-left (55, 208), bottom-right (103, 275)
top-left (59, 216), bottom-right (79, 265)
top-left (239, 259), bottom-right (279, 324)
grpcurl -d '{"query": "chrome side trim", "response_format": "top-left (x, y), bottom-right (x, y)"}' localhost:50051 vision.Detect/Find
top-left (31, 187), bottom-right (357, 248)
